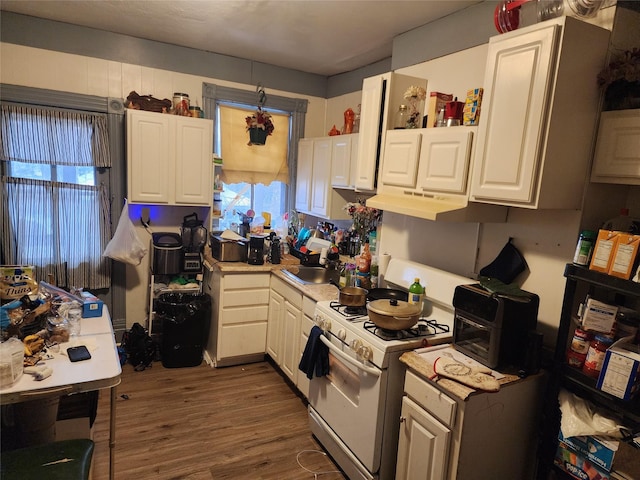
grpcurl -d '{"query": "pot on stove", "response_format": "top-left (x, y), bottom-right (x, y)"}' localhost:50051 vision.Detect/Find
top-left (367, 298), bottom-right (421, 331)
top-left (330, 279), bottom-right (368, 307)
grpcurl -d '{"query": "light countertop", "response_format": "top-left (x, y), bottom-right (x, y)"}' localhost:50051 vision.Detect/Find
top-left (400, 350), bottom-right (524, 401)
top-left (203, 245), bottom-right (339, 303)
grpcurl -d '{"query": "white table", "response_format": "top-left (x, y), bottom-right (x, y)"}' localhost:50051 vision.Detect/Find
top-left (0, 308), bottom-right (122, 480)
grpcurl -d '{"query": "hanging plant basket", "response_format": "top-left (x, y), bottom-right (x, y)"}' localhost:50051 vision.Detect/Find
top-left (248, 127), bottom-right (269, 146)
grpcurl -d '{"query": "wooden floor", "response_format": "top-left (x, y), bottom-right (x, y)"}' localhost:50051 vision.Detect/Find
top-left (92, 359), bottom-right (346, 480)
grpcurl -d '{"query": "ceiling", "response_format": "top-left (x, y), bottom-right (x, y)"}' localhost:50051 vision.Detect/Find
top-left (0, 0), bottom-right (482, 76)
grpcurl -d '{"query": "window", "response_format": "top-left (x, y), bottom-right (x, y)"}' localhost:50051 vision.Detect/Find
top-left (215, 102), bottom-right (289, 231)
top-left (0, 104), bottom-right (111, 289)
top-left (203, 83), bottom-right (308, 234)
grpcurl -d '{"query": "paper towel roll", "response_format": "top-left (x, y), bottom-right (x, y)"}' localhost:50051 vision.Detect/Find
top-left (378, 253), bottom-right (391, 278)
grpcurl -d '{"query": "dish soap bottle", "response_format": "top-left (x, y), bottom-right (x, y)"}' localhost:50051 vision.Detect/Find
top-left (408, 278), bottom-right (424, 306)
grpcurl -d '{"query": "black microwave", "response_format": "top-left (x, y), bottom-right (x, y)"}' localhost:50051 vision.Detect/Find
top-left (452, 284), bottom-right (539, 370)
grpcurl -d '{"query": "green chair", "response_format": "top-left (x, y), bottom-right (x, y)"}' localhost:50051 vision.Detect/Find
top-left (0, 438), bottom-right (94, 480)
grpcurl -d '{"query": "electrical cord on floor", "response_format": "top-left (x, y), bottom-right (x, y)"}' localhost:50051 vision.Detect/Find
top-left (296, 450), bottom-right (342, 479)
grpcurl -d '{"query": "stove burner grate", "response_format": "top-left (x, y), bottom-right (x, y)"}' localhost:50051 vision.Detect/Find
top-left (363, 318), bottom-right (450, 340)
top-left (329, 301), bottom-right (367, 320)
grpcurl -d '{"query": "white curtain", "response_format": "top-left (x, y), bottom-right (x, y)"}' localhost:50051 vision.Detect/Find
top-left (219, 105), bottom-right (289, 185)
top-left (0, 104), bottom-right (111, 289)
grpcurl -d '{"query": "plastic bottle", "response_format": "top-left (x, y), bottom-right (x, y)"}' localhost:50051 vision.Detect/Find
top-left (408, 278), bottom-right (425, 306)
top-left (602, 208), bottom-right (635, 233)
top-left (357, 243), bottom-right (372, 273)
top-left (339, 264), bottom-right (348, 288)
top-left (572, 230), bottom-right (596, 266)
top-left (370, 256), bottom-right (379, 289)
top-left (368, 231), bottom-right (377, 255)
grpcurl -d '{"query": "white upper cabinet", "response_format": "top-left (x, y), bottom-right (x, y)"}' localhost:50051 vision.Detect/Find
top-left (294, 138), bottom-right (314, 212)
top-left (377, 127), bottom-right (475, 195)
top-left (380, 129), bottom-right (422, 188)
top-left (310, 138), bottom-right (332, 217)
top-left (127, 109), bottom-right (213, 206)
top-left (416, 128), bottom-right (474, 194)
top-left (330, 134), bottom-right (354, 188)
top-left (470, 17), bottom-right (609, 209)
top-left (354, 75), bottom-right (385, 191)
top-left (355, 72), bottom-right (428, 191)
top-left (368, 126), bottom-right (501, 222)
top-left (295, 136), bottom-right (353, 220)
top-left (591, 109), bottom-right (640, 185)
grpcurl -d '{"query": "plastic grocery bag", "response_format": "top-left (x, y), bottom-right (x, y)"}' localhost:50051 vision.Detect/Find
top-left (559, 389), bottom-right (625, 439)
top-left (103, 199), bottom-right (147, 265)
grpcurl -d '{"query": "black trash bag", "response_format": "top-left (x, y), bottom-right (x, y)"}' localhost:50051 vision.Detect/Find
top-left (479, 237), bottom-right (527, 284)
top-left (121, 322), bottom-right (156, 371)
top-left (155, 293), bottom-right (211, 368)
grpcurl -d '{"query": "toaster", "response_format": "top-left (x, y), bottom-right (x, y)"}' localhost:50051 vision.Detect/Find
top-left (210, 234), bottom-right (248, 262)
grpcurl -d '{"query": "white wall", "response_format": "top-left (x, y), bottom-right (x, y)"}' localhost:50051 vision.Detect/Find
top-left (0, 42), bottom-right (329, 329)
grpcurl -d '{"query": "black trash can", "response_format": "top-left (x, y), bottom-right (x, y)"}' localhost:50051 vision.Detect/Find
top-left (155, 292), bottom-right (211, 368)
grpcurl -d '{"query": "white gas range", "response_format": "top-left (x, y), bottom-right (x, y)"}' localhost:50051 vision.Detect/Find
top-left (307, 259), bottom-right (472, 480)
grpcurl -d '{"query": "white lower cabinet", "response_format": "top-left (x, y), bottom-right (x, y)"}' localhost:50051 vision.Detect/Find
top-left (397, 369), bottom-right (545, 480)
top-left (297, 296), bottom-right (316, 399)
top-left (268, 276), bottom-right (302, 385)
top-left (397, 371), bottom-right (455, 480)
top-left (203, 269), bottom-right (270, 367)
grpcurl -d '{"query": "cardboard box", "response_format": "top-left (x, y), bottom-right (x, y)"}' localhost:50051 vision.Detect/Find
top-left (590, 230), bottom-right (620, 274)
top-left (555, 441), bottom-right (612, 480)
top-left (426, 92), bottom-right (453, 128)
top-left (79, 291), bottom-right (104, 318)
top-left (608, 234), bottom-right (640, 280)
top-left (597, 339), bottom-right (640, 400)
top-left (463, 88), bottom-right (483, 126)
top-left (582, 298), bottom-right (618, 334)
top-left (558, 431), bottom-right (619, 472)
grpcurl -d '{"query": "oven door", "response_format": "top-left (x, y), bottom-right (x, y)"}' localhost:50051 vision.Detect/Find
top-left (453, 312), bottom-right (500, 368)
top-left (308, 333), bottom-right (386, 477)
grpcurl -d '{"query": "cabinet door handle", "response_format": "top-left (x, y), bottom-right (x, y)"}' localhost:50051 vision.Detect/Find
top-left (399, 416), bottom-right (406, 423)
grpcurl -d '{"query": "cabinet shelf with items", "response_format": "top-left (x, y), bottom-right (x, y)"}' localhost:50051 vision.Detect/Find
top-left (210, 155), bottom-right (224, 230)
top-left (554, 264), bottom-right (640, 426)
top-left (539, 263), bottom-right (640, 480)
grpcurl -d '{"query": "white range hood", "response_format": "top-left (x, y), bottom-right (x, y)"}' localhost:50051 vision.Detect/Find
top-left (366, 191), bottom-right (507, 223)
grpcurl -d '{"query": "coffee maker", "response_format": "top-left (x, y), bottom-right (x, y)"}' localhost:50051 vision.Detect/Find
top-left (247, 235), bottom-right (265, 265)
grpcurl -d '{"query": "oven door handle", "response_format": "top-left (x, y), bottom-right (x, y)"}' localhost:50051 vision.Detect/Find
top-left (319, 335), bottom-right (381, 377)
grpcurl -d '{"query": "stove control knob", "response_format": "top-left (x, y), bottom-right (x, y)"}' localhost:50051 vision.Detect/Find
top-left (360, 346), bottom-right (372, 362)
top-left (337, 329), bottom-right (347, 341)
top-left (351, 339), bottom-right (362, 352)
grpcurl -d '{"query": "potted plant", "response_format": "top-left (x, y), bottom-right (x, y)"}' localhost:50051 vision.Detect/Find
top-left (245, 85), bottom-right (274, 145)
top-left (597, 48), bottom-right (640, 111)
top-left (344, 201), bottom-right (382, 242)
top-left (245, 107), bottom-right (275, 145)
top-left (403, 85), bottom-right (427, 128)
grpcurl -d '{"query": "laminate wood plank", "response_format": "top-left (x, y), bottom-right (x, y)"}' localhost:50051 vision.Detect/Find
top-left (92, 360), bottom-right (346, 479)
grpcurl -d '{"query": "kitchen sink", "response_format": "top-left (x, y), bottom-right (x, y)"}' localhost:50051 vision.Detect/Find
top-left (282, 266), bottom-right (339, 285)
